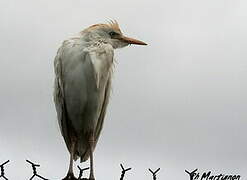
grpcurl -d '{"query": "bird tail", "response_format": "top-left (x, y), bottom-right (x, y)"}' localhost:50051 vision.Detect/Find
top-left (75, 135), bottom-right (90, 162)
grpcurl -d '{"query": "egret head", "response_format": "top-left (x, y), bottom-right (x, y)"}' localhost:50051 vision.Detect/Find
top-left (81, 20), bottom-right (147, 49)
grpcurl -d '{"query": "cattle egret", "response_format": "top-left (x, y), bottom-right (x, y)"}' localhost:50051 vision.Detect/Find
top-left (54, 21), bottom-right (147, 180)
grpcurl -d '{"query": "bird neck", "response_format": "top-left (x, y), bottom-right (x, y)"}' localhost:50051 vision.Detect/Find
top-left (80, 31), bottom-right (108, 45)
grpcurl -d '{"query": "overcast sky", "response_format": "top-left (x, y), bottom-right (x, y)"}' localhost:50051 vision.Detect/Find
top-left (0, 0), bottom-right (247, 179)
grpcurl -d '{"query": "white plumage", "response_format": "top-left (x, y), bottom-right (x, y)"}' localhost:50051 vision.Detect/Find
top-left (53, 21), bottom-right (146, 180)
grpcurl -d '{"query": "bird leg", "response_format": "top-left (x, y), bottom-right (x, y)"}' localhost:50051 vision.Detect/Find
top-left (89, 134), bottom-right (95, 180)
top-left (63, 142), bottom-right (76, 180)
top-left (69, 142), bottom-right (75, 174)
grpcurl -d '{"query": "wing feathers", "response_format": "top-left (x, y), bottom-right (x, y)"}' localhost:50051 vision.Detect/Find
top-left (54, 46), bottom-right (74, 153)
top-left (54, 40), bottom-right (113, 161)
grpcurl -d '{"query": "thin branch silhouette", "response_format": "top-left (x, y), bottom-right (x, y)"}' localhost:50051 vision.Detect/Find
top-left (120, 164), bottom-right (131, 180)
top-left (77, 165), bottom-right (89, 180)
top-left (0, 160), bottom-right (162, 179)
top-left (0, 160), bottom-right (10, 180)
top-left (148, 168), bottom-right (160, 180)
top-left (26, 160), bottom-right (49, 180)
top-left (185, 169), bottom-right (198, 180)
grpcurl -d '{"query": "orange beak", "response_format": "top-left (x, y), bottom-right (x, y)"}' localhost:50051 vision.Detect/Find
top-left (120, 36), bottom-right (147, 45)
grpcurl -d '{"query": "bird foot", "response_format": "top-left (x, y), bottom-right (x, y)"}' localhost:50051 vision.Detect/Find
top-left (62, 173), bottom-right (77, 180)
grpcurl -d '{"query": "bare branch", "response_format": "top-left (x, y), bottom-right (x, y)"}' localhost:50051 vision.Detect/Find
top-left (26, 160), bottom-right (49, 180)
top-left (120, 164), bottom-right (131, 180)
top-left (0, 160), bottom-right (10, 180)
top-left (77, 166), bottom-right (89, 180)
top-left (148, 168), bottom-right (160, 180)
top-left (0, 160), bottom-right (162, 180)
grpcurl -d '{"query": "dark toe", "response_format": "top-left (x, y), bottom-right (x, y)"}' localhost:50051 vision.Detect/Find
top-left (62, 173), bottom-right (77, 180)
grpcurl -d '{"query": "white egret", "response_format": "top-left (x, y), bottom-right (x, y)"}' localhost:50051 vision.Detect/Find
top-left (54, 21), bottom-right (146, 180)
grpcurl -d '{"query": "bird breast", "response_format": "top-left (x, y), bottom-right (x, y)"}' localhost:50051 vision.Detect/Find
top-left (85, 42), bottom-right (114, 89)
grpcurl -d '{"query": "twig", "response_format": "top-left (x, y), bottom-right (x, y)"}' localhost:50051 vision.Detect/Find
top-left (148, 168), bottom-right (160, 180)
top-left (120, 164), bottom-right (131, 180)
top-left (77, 165), bottom-right (89, 180)
top-left (185, 169), bottom-right (198, 180)
top-left (26, 160), bottom-right (49, 180)
top-left (0, 160), bottom-right (10, 180)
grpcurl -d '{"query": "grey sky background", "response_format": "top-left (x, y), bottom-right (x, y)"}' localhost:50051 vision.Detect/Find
top-left (0, 0), bottom-right (247, 179)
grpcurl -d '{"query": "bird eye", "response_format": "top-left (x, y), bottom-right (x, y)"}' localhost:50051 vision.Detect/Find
top-left (109, 31), bottom-right (118, 37)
